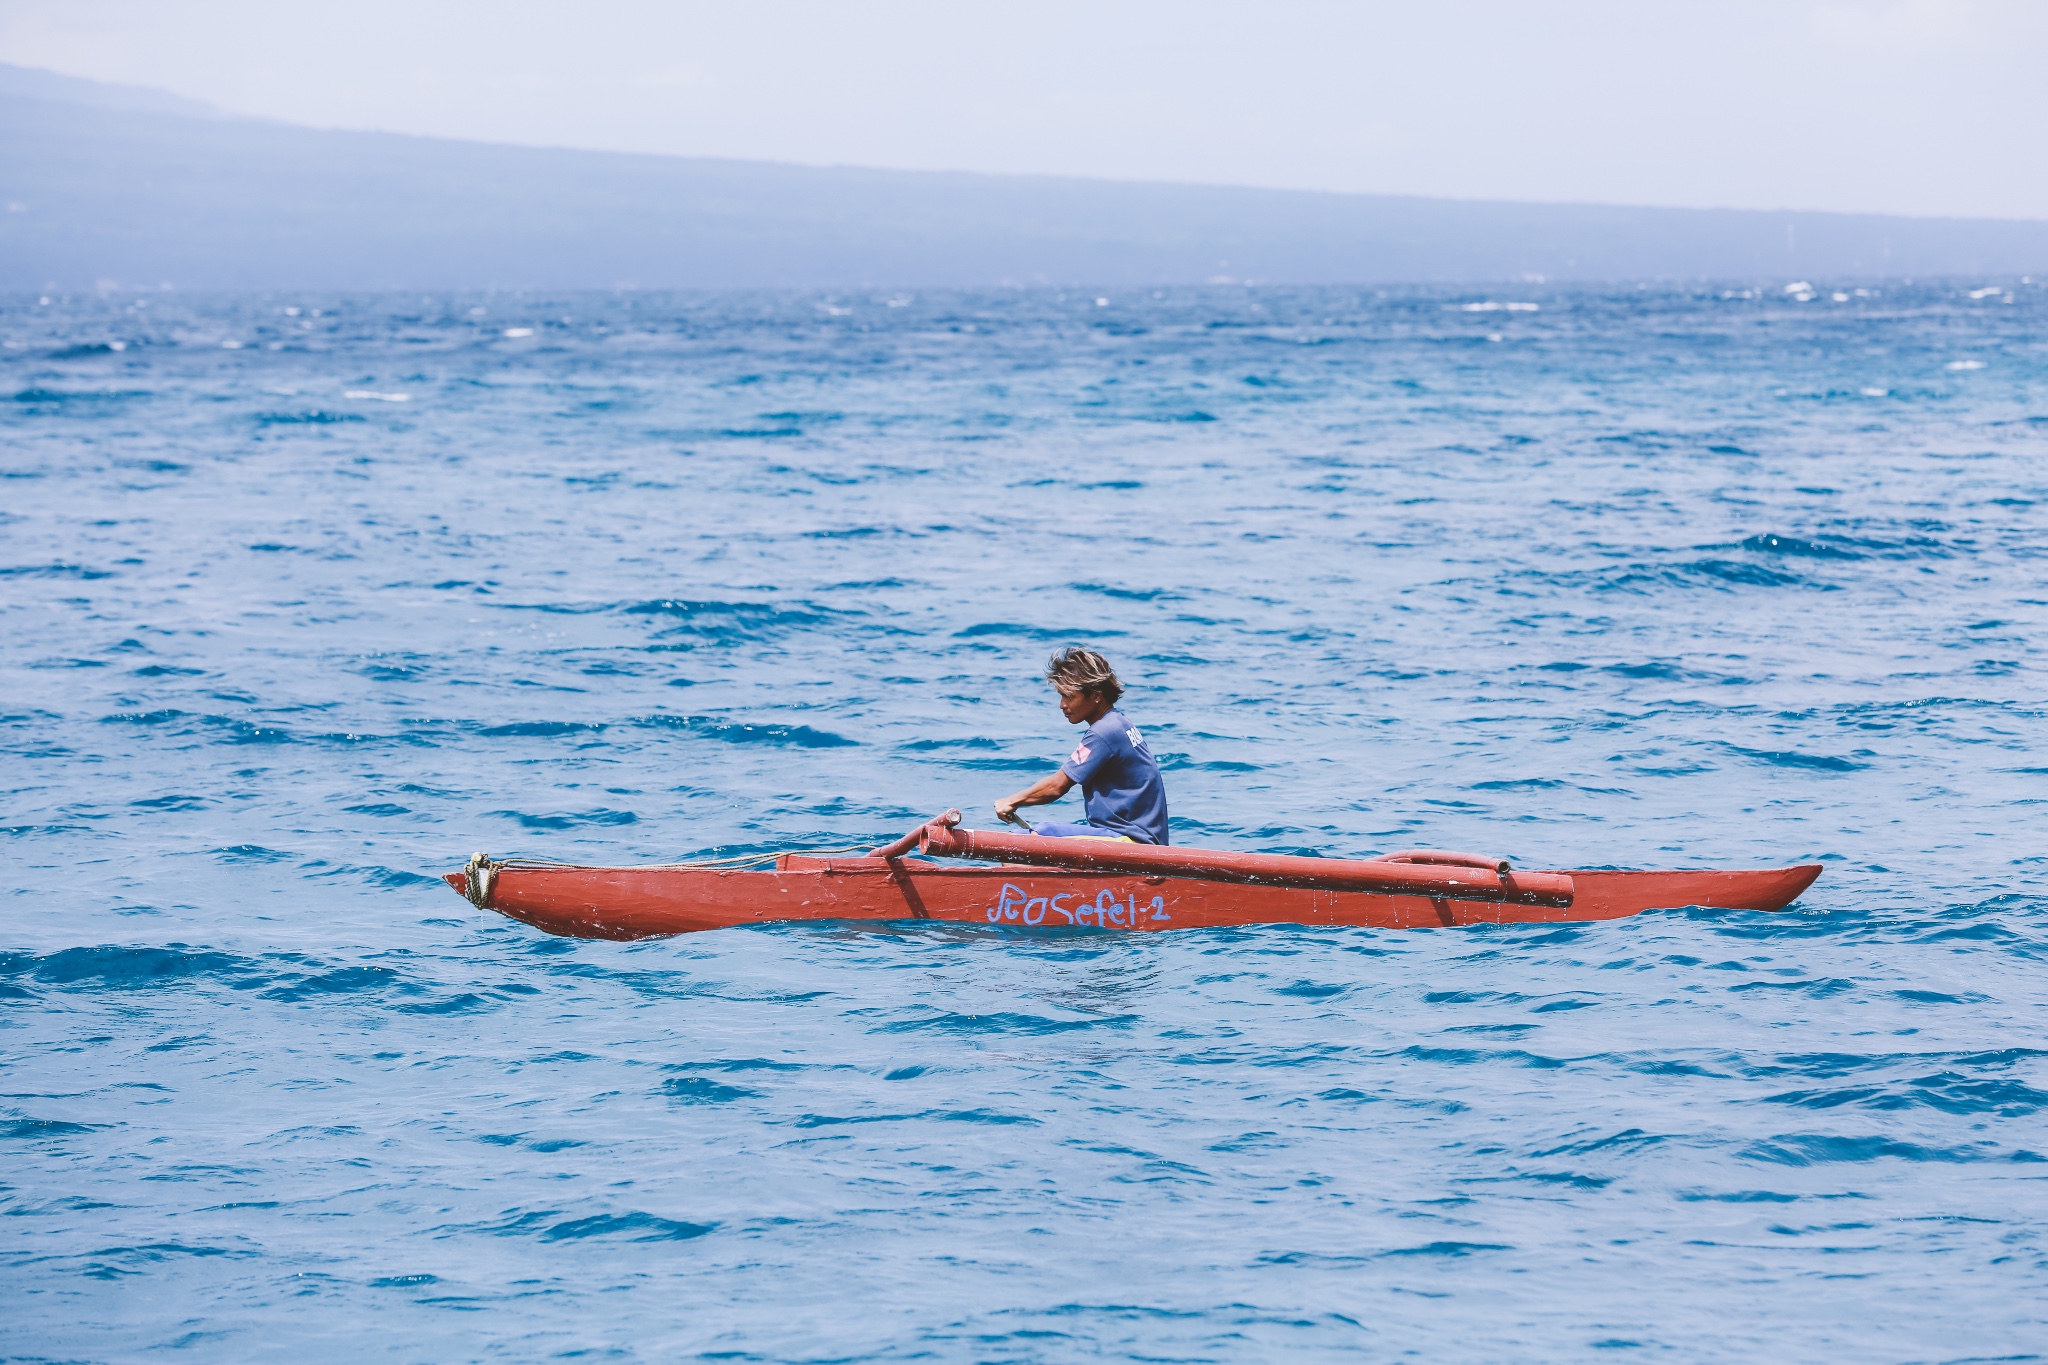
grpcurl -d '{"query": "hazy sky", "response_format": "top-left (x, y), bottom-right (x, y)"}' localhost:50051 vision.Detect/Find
top-left (4, 0), bottom-right (2043, 220)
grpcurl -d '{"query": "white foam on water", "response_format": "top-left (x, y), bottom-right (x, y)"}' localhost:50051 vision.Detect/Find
top-left (1945, 360), bottom-right (1985, 371)
top-left (502, 327), bottom-right (535, 338)
top-left (1861, 387), bottom-right (1888, 397)
top-left (344, 389), bottom-right (411, 401)
top-left (1968, 286), bottom-right (2003, 299)
top-left (1457, 301), bottom-right (1538, 312)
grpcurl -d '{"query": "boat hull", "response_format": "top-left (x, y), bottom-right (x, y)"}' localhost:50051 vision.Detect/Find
top-left (441, 856), bottom-right (1822, 941)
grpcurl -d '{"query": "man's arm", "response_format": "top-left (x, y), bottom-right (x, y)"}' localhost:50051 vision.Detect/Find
top-left (994, 770), bottom-right (1075, 827)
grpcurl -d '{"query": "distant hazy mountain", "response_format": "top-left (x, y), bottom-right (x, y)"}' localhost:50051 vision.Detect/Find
top-left (3, 62), bottom-right (2044, 291)
top-left (0, 61), bottom-right (228, 119)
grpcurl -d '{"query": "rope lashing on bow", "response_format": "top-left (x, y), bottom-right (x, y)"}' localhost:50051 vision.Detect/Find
top-left (462, 851), bottom-right (501, 909)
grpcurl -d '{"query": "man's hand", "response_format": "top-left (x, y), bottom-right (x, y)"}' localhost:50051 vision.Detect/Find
top-left (995, 770), bottom-right (1076, 829)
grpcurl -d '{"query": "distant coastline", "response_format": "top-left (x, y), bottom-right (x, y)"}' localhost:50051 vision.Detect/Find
top-left (4, 62), bottom-right (2045, 292)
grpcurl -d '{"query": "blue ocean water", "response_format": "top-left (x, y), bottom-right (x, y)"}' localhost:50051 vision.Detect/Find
top-left (2, 282), bottom-right (2045, 1361)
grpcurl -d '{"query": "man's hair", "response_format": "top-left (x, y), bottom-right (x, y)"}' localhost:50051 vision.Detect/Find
top-left (1046, 646), bottom-right (1123, 704)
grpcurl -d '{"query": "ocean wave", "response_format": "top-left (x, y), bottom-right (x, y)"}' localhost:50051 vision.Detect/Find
top-left (633, 715), bottom-right (854, 747)
top-left (254, 410), bottom-right (366, 424)
top-left (96, 710), bottom-right (297, 745)
top-left (4, 944), bottom-right (250, 990)
top-left (1721, 744), bottom-right (1867, 772)
top-left (304, 863), bottom-right (446, 890)
top-left (618, 597), bottom-right (845, 637)
top-left (0, 563), bottom-right (115, 579)
top-left (793, 1107), bottom-right (1038, 1128)
top-left (1728, 976), bottom-right (1857, 997)
top-left (661, 1077), bottom-right (761, 1103)
top-left (46, 342), bottom-right (130, 358)
top-left (1739, 532), bottom-right (1956, 560)
top-left (1376, 1239), bottom-right (1516, 1256)
top-left (0, 1117), bottom-right (106, 1139)
top-left (1507, 557), bottom-right (1834, 597)
top-left (875, 1009), bottom-right (1137, 1036)
top-left (955, 622), bottom-right (1126, 641)
top-left (1072, 583), bottom-right (1183, 602)
top-left (491, 807), bottom-right (639, 830)
top-left (1740, 533), bottom-right (1865, 559)
top-left (1760, 1074), bottom-right (2048, 1117)
top-left (477, 720), bottom-right (604, 739)
top-left (1738, 1133), bottom-right (2028, 1166)
top-left (1679, 559), bottom-right (1813, 588)
top-left (0, 944), bottom-right (486, 1014)
top-left (466, 1208), bottom-right (717, 1242)
top-left (911, 754), bottom-right (1045, 772)
top-left (12, 386), bottom-right (149, 404)
top-left (1395, 1045), bottom-right (1565, 1070)
top-left (258, 965), bottom-right (408, 1002)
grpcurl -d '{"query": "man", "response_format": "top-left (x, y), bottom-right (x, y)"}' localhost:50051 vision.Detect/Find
top-left (993, 647), bottom-right (1169, 845)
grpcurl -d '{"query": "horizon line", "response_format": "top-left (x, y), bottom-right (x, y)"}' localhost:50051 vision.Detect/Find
top-left (6, 58), bottom-right (2045, 230)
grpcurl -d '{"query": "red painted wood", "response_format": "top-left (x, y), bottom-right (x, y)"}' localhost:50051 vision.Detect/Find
top-left (1381, 850), bottom-right (1512, 872)
top-left (441, 857), bottom-right (1822, 941)
top-left (921, 825), bottom-right (1574, 905)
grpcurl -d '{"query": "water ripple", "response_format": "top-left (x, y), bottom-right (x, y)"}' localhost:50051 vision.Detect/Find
top-left (3, 283), bottom-right (2045, 1360)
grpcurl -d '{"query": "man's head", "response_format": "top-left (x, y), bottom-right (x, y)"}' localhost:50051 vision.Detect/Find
top-left (1046, 646), bottom-right (1123, 724)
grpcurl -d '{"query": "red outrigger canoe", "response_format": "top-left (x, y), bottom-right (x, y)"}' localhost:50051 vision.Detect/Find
top-left (443, 811), bottom-right (1822, 940)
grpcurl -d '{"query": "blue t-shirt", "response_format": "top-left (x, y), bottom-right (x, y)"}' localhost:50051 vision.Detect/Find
top-left (1060, 709), bottom-right (1169, 845)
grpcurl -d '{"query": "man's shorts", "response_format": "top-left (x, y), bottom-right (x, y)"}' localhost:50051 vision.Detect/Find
top-left (1030, 821), bottom-right (1135, 842)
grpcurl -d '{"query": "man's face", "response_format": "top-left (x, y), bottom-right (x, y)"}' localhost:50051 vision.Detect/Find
top-left (1057, 687), bottom-right (1094, 724)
